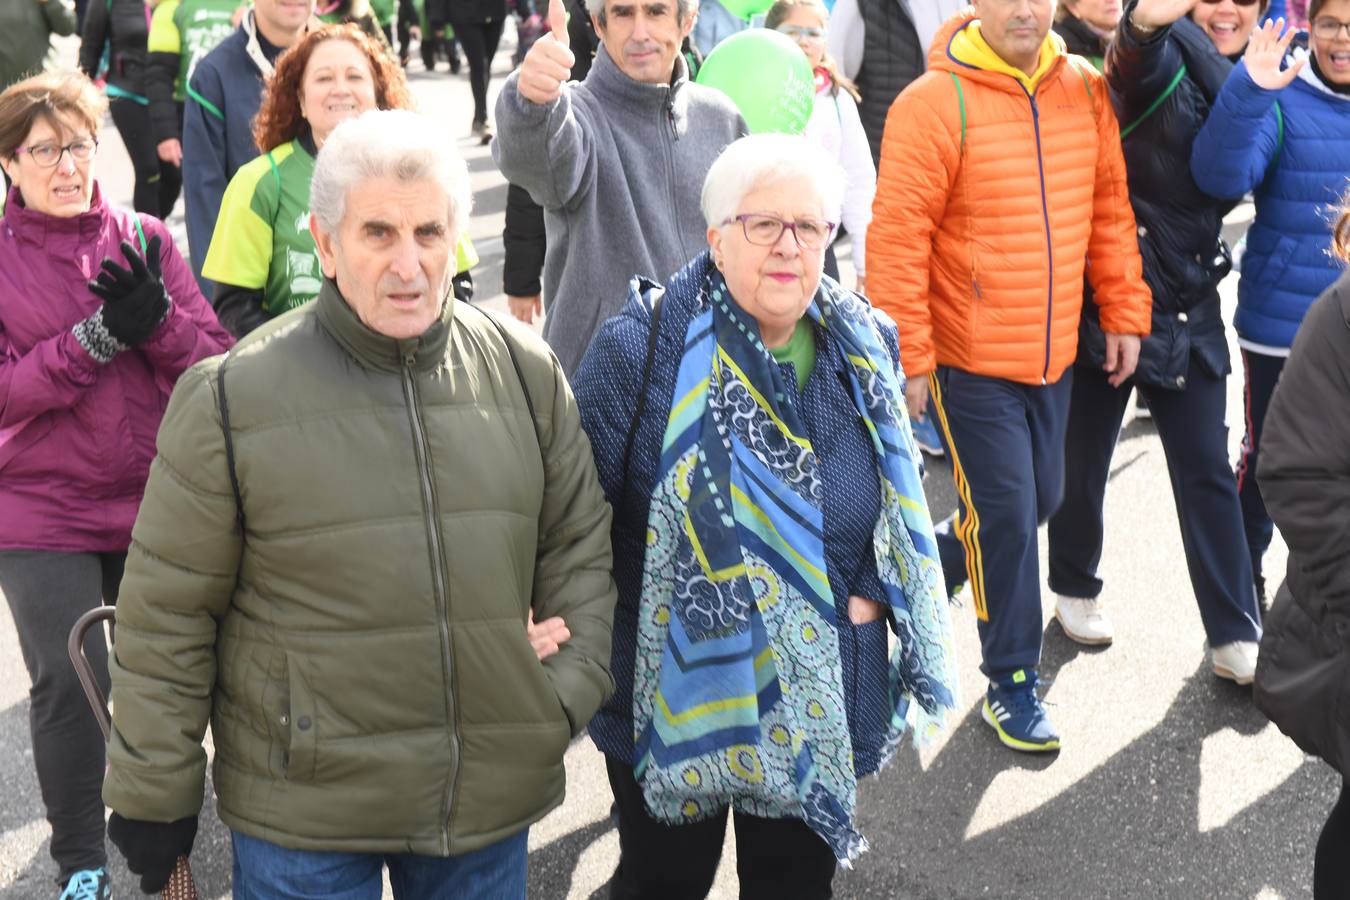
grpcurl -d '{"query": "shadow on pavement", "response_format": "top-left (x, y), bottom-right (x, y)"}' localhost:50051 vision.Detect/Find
top-left (833, 650), bottom-right (1334, 899)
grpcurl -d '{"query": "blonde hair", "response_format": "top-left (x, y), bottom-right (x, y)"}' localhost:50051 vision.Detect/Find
top-left (1334, 195), bottom-right (1350, 263)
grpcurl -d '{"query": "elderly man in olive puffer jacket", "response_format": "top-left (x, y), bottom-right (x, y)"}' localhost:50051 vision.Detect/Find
top-left (101, 110), bottom-right (617, 898)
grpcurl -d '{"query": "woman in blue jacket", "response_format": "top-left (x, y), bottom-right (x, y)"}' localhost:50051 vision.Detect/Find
top-left (1191, 3), bottom-right (1350, 599)
top-left (1047, 0), bottom-right (1266, 683)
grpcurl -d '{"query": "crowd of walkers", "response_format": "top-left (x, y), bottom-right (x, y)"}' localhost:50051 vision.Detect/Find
top-left (1, 0), bottom-right (1349, 897)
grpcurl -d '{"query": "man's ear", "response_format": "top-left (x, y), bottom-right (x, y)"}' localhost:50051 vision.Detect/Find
top-left (310, 215), bottom-right (339, 279)
top-left (681, 6), bottom-right (697, 39)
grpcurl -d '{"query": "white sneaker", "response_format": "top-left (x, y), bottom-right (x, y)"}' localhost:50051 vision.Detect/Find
top-left (1054, 595), bottom-right (1114, 645)
top-left (1212, 641), bottom-right (1259, 685)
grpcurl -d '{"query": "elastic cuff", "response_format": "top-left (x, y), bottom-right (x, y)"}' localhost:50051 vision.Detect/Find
top-left (72, 309), bottom-right (129, 363)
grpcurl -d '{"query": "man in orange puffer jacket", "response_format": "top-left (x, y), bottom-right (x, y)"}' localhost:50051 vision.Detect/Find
top-left (868, 0), bottom-right (1151, 753)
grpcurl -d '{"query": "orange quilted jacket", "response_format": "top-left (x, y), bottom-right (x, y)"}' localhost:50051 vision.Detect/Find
top-left (867, 10), bottom-right (1151, 385)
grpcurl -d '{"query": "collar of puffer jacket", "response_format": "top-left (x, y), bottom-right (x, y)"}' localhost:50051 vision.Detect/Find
top-left (314, 276), bottom-right (455, 374)
top-left (3, 181), bottom-right (111, 250)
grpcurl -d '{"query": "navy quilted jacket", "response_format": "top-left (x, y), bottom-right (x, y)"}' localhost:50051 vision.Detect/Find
top-left (1078, 9), bottom-right (1237, 390)
top-left (1191, 50), bottom-right (1350, 350)
top-left (573, 252), bottom-right (904, 777)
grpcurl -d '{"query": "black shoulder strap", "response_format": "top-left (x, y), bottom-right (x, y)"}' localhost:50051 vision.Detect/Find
top-left (216, 357), bottom-right (245, 535)
top-left (474, 306), bottom-right (543, 462)
top-left (620, 289), bottom-right (665, 495)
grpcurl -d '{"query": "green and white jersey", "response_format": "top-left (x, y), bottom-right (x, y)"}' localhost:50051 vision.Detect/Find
top-left (204, 138), bottom-right (323, 316)
top-left (147, 0), bottom-right (240, 101)
top-left (204, 136), bottom-right (482, 319)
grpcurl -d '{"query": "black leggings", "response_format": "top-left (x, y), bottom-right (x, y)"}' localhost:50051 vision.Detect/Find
top-left (450, 17), bottom-right (504, 125)
top-left (109, 96), bottom-right (182, 219)
top-left (605, 757), bottom-right (837, 900)
top-left (0, 550), bottom-right (125, 887)
top-left (1316, 778), bottom-right (1350, 898)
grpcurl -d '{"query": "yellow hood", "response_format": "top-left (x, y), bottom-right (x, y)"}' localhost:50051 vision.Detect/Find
top-left (946, 18), bottom-right (1063, 91)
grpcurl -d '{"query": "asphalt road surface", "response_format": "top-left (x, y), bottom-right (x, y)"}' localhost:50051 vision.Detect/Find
top-left (0, 27), bottom-right (1334, 900)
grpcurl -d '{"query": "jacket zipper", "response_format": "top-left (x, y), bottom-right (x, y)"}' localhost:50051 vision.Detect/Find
top-left (401, 352), bottom-right (459, 855)
top-left (663, 92), bottom-right (688, 262)
top-left (1027, 87), bottom-right (1055, 385)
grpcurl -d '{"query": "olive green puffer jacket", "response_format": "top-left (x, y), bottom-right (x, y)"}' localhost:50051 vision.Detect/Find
top-left (103, 279), bottom-right (617, 855)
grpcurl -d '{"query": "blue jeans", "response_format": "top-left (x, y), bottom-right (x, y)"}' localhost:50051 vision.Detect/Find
top-left (231, 829), bottom-right (528, 899)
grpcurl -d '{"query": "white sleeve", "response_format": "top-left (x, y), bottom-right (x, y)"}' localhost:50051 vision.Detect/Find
top-left (835, 92), bottom-right (876, 275)
top-left (827, 0), bottom-right (864, 81)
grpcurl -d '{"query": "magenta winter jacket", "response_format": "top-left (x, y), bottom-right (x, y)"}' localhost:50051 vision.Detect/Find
top-left (0, 184), bottom-right (233, 552)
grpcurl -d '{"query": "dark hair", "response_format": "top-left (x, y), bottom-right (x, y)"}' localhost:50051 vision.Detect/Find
top-left (252, 23), bottom-right (413, 153)
top-left (764, 0), bottom-right (860, 102)
top-left (0, 72), bottom-right (106, 161)
top-left (1310, 0), bottom-right (1327, 21)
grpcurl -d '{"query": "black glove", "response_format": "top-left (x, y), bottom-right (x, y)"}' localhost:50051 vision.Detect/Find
top-left (88, 235), bottom-right (171, 348)
top-left (107, 811), bottom-right (198, 895)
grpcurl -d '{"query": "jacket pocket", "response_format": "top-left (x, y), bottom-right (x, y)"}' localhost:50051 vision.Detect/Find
top-left (283, 655), bottom-right (319, 782)
top-left (0, 415), bottom-right (53, 474)
top-left (451, 620), bottom-right (569, 730)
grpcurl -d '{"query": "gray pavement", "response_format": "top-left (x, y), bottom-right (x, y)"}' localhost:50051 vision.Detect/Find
top-left (0, 27), bottom-right (1336, 900)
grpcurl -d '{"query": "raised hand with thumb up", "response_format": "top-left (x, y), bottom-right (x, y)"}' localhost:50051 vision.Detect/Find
top-left (518, 0), bottom-right (578, 105)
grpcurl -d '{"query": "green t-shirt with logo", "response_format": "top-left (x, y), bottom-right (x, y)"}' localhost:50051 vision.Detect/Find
top-left (204, 139), bottom-right (323, 316)
top-left (204, 137), bottom-right (483, 319)
top-left (147, 0), bottom-right (240, 102)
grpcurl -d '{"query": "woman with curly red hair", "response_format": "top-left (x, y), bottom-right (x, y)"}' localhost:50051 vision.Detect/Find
top-left (201, 23), bottom-right (413, 337)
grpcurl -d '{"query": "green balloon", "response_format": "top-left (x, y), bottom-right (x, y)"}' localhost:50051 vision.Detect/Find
top-left (696, 30), bottom-right (816, 135)
top-left (718, 0), bottom-right (775, 20)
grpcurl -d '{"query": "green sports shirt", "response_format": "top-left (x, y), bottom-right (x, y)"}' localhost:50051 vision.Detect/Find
top-left (204, 138), bottom-right (323, 316)
top-left (147, 0), bottom-right (241, 101)
top-left (204, 137), bottom-right (481, 318)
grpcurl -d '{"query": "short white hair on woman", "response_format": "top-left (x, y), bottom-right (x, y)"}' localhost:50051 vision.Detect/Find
top-left (701, 134), bottom-right (845, 231)
top-left (310, 109), bottom-right (473, 237)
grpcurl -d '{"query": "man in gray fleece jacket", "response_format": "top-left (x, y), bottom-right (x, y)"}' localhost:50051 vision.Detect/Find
top-left (493, 0), bottom-right (744, 375)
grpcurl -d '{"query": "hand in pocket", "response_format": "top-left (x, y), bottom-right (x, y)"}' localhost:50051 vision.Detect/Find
top-left (848, 595), bottom-right (886, 625)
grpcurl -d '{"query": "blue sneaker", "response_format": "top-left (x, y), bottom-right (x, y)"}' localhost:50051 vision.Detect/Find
top-left (982, 669), bottom-right (1061, 752)
top-left (911, 414), bottom-right (945, 457)
top-left (60, 868), bottom-right (110, 900)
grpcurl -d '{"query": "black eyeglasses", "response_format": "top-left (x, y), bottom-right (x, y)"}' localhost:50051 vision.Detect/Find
top-left (1312, 17), bottom-right (1350, 38)
top-left (14, 138), bottom-right (98, 168)
top-left (725, 214), bottom-right (837, 250)
top-left (1197, 0), bottom-right (1261, 8)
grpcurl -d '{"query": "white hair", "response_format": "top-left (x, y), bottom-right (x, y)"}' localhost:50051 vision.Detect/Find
top-left (700, 133), bottom-right (845, 231)
top-left (582, 0), bottom-right (699, 27)
top-left (310, 109), bottom-right (473, 236)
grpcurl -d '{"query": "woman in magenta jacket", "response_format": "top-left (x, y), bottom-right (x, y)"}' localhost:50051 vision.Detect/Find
top-left (0, 71), bottom-right (231, 899)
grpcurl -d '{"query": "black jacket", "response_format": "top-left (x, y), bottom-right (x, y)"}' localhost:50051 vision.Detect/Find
top-left (1254, 271), bottom-right (1350, 776)
top-left (1078, 5), bottom-right (1236, 390)
top-left (854, 0), bottom-right (925, 168)
top-left (78, 0), bottom-right (151, 97)
top-left (1052, 13), bottom-right (1110, 67)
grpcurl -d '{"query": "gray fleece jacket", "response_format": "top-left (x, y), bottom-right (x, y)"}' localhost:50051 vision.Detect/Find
top-left (493, 45), bottom-right (745, 375)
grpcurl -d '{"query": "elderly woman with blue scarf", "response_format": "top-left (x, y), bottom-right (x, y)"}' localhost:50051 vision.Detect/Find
top-left (572, 133), bottom-right (958, 900)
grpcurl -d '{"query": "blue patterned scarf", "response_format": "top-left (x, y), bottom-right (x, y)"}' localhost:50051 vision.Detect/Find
top-left (631, 255), bottom-right (959, 862)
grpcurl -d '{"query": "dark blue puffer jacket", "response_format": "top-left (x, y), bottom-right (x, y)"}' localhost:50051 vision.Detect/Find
top-left (572, 252), bottom-right (902, 777)
top-left (1077, 7), bottom-right (1236, 390)
top-left (1191, 48), bottom-right (1350, 350)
